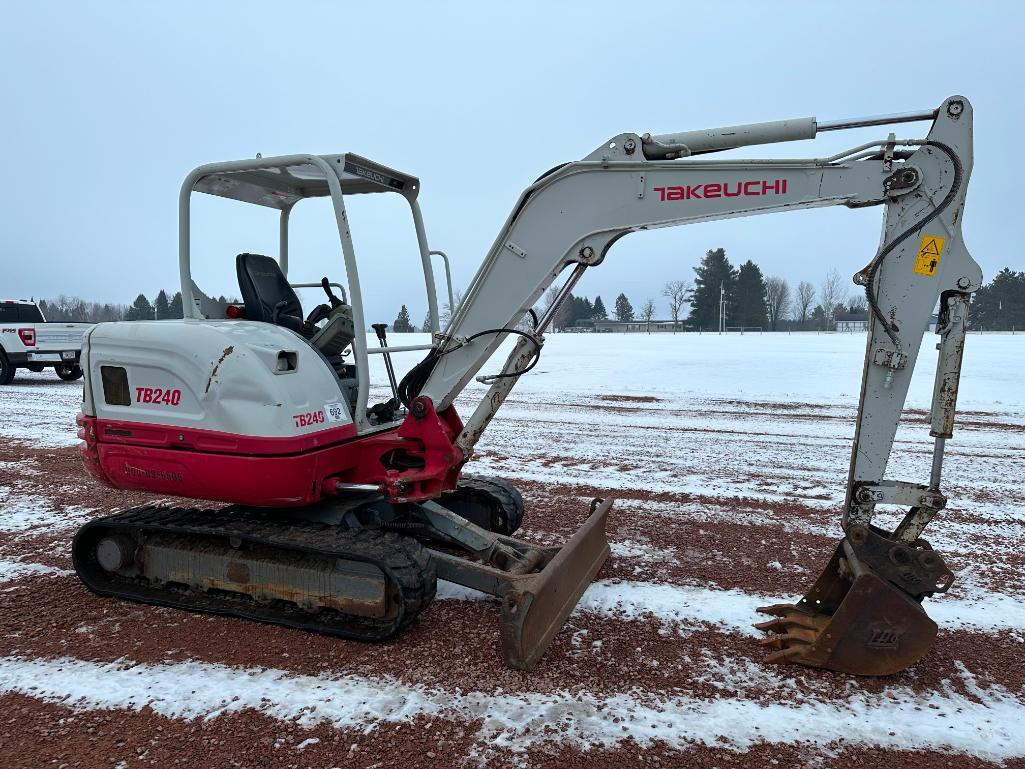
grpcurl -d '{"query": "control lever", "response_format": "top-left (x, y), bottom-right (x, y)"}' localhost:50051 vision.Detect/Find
top-left (371, 323), bottom-right (400, 402)
top-left (321, 277), bottom-right (343, 308)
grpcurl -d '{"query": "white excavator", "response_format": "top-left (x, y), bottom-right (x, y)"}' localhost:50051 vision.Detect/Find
top-left (72, 95), bottom-right (979, 675)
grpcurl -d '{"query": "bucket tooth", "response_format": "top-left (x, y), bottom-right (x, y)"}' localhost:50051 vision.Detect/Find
top-left (754, 612), bottom-right (821, 633)
top-left (754, 525), bottom-right (954, 676)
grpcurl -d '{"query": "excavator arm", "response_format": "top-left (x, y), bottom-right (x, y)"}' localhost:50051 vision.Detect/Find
top-left (411, 95), bottom-right (979, 674)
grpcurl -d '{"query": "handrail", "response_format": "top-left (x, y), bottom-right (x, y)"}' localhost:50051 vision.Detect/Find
top-left (429, 250), bottom-right (456, 317)
top-left (289, 281), bottom-right (348, 304)
top-left (365, 344), bottom-right (434, 355)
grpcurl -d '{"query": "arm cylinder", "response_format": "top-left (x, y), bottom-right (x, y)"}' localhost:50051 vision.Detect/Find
top-left (643, 117), bottom-right (816, 159)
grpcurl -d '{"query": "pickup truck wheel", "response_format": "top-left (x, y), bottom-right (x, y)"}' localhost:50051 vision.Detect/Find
top-left (27, 364), bottom-right (44, 373)
top-left (55, 364), bottom-right (83, 381)
top-left (0, 354), bottom-right (15, 385)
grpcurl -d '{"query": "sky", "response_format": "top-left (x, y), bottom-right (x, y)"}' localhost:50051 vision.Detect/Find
top-left (2, 2), bottom-right (1022, 324)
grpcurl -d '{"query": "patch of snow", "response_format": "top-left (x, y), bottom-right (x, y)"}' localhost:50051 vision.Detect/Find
top-left (0, 655), bottom-right (1022, 760)
top-left (0, 492), bottom-right (90, 534)
top-left (0, 559), bottom-right (72, 581)
top-left (609, 539), bottom-right (677, 562)
top-left (436, 577), bottom-right (1025, 635)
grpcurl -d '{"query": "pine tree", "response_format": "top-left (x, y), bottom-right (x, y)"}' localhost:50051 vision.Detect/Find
top-left (614, 293), bottom-right (634, 322)
top-left (560, 296), bottom-right (591, 329)
top-left (579, 297), bottom-right (594, 320)
top-left (125, 293), bottom-right (154, 321)
top-left (421, 313), bottom-right (432, 333)
top-left (592, 295), bottom-right (608, 320)
top-left (733, 260), bottom-right (769, 328)
top-left (688, 248), bottom-right (737, 329)
top-left (392, 305), bottom-right (414, 332)
top-left (169, 292), bottom-right (184, 319)
top-left (553, 293), bottom-right (576, 330)
top-left (154, 289), bottom-right (171, 320)
top-left (971, 268), bottom-right (1025, 330)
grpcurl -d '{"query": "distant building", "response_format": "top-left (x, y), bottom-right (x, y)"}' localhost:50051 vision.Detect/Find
top-left (570, 319), bottom-right (686, 333)
top-left (834, 311), bottom-right (869, 332)
top-left (832, 311), bottom-right (941, 333)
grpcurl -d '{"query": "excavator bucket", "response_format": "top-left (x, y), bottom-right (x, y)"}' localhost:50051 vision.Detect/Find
top-left (755, 525), bottom-right (954, 676)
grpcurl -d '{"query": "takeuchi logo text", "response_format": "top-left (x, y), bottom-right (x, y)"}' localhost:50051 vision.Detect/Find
top-left (653, 179), bottom-right (787, 202)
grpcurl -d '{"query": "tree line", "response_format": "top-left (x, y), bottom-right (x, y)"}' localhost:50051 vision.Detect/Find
top-left (513, 250), bottom-right (1024, 333)
top-left (37, 291), bottom-right (220, 322)
top-left (38, 265), bottom-right (1025, 333)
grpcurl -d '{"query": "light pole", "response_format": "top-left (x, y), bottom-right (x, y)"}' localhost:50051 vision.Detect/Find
top-left (718, 282), bottom-right (726, 334)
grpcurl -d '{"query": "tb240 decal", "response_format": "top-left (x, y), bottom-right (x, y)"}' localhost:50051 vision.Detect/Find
top-left (136, 387), bottom-right (182, 406)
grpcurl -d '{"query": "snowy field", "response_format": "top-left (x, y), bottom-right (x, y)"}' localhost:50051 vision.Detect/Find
top-left (0, 331), bottom-right (1023, 768)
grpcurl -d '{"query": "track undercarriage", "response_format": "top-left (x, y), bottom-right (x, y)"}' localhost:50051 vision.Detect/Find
top-left (73, 476), bottom-right (611, 670)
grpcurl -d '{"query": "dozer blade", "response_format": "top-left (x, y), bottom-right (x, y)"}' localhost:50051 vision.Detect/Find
top-left (498, 498), bottom-right (611, 670)
top-left (427, 497), bottom-right (611, 671)
top-left (755, 525), bottom-right (954, 676)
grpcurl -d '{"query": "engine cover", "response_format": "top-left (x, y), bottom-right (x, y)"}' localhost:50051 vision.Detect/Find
top-left (79, 320), bottom-right (359, 505)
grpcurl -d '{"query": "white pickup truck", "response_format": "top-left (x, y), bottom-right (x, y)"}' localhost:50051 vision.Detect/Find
top-left (0, 300), bottom-right (93, 385)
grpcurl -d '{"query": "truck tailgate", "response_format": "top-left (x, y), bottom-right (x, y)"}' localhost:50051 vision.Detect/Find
top-left (35, 324), bottom-right (91, 351)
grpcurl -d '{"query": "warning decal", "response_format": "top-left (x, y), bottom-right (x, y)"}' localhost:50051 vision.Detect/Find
top-left (914, 235), bottom-right (945, 276)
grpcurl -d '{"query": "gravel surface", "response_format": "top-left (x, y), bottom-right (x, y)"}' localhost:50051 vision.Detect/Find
top-left (0, 375), bottom-right (1022, 767)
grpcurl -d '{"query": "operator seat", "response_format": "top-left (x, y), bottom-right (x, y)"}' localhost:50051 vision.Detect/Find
top-left (236, 253), bottom-right (317, 339)
top-left (235, 253), bottom-right (357, 396)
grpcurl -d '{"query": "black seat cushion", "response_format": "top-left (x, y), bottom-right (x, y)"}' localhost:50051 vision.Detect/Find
top-left (236, 253), bottom-right (314, 338)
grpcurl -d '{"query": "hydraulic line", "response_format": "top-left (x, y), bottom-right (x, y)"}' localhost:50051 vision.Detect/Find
top-left (860, 141), bottom-right (962, 349)
top-left (397, 327), bottom-right (542, 407)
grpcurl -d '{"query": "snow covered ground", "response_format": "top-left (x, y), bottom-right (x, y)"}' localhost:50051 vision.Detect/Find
top-left (0, 331), bottom-right (1022, 768)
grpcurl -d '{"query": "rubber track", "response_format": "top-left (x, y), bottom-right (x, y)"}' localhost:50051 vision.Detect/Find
top-left (72, 504), bottom-right (436, 642)
top-left (453, 475), bottom-right (525, 534)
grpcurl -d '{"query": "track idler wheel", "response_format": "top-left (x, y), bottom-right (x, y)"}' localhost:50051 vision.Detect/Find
top-left (441, 475), bottom-right (524, 535)
top-left (755, 525), bottom-right (954, 676)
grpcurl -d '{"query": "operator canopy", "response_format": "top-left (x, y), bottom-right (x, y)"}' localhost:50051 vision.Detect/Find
top-left (189, 153), bottom-right (420, 209)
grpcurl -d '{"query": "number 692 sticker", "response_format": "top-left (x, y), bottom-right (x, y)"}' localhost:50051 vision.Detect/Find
top-left (324, 401), bottom-right (347, 423)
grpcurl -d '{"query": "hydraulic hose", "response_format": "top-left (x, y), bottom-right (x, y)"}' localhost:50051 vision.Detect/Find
top-left (397, 327), bottom-right (542, 408)
top-left (861, 141), bottom-right (963, 349)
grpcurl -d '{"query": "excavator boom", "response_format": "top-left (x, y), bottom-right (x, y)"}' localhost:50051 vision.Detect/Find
top-left (413, 96), bottom-right (978, 674)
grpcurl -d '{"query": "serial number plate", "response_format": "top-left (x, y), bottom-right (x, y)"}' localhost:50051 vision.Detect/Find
top-left (324, 402), bottom-right (347, 423)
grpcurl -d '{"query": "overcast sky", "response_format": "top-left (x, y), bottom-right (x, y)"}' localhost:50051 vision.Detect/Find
top-left (2, 2), bottom-right (1022, 323)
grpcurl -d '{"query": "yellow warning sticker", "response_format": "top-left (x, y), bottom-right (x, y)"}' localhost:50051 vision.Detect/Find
top-left (914, 235), bottom-right (945, 276)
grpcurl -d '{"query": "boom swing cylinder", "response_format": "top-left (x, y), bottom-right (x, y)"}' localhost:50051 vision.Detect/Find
top-left (73, 96), bottom-right (979, 675)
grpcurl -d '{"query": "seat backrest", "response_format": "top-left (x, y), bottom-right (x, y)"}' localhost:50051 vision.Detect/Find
top-left (236, 253), bottom-right (303, 326)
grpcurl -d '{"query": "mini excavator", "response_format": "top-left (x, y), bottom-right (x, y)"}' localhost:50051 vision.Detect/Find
top-left (73, 96), bottom-right (979, 675)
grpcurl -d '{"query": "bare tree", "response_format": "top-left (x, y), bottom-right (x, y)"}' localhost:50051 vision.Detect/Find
top-left (440, 288), bottom-right (465, 328)
top-left (764, 276), bottom-right (791, 331)
top-left (662, 280), bottom-right (691, 333)
top-left (819, 268), bottom-right (846, 330)
top-left (535, 286), bottom-right (561, 332)
top-left (640, 298), bottom-right (656, 334)
top-left (795, 281), bottom-right (816, 326)
top-left (847, 291), bottom-right (867, 313)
